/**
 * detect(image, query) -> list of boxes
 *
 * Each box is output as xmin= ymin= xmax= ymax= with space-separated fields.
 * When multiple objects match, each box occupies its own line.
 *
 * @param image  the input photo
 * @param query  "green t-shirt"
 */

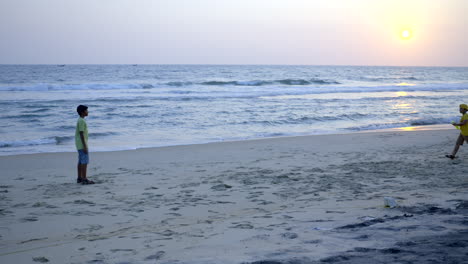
xmin=461 ymin=113 xmax=468 ymax=136
xmin=75 ymin=117 xmax=88 ymax=150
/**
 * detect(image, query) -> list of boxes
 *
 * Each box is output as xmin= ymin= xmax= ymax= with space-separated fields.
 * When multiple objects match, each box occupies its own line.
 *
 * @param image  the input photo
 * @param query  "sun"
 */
xmin=400 ymin=29 xmax=412 ymax=40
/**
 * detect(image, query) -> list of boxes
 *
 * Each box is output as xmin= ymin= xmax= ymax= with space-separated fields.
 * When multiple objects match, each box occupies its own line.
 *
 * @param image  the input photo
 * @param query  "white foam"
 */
xmin=1 ymin=81 xmax=467 ymax=94
xmin=0 ymin=138 xmax=57 ymax=148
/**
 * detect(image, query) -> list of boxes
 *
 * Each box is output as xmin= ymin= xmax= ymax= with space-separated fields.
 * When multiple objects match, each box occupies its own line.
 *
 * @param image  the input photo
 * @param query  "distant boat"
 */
xmin=58 ymin=64 xmax=66 ymax=67
xmin=132 ymin=64 xmax=138 ymax=66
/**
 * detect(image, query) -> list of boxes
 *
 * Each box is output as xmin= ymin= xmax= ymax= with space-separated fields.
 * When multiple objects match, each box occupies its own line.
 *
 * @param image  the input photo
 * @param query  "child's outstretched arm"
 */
xmin=453 ymin=120 xmax=468 ymax=127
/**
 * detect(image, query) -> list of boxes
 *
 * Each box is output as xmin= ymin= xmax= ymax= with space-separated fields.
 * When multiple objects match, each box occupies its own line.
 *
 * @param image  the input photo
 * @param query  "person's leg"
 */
xmin=79 ymin=151 xmax=94 ymax=184
xmin=450 ymin=134 xmax=464 ymax=156
xmin=77 ymin=151 xmax=83 ymax=182
xmin=451 ymin=145 xmax=460 ymax=157
xmin=77 ymin=150 xmax=88 ymax=182
xmin=77 ymin=163 xmax=81 ymax=181
xmin=81 ymin=164 xmax=87 ymax=179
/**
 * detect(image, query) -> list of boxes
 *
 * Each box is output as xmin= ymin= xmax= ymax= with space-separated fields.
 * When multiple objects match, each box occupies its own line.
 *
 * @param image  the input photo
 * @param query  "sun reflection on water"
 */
xmin=396 ymin=83 xmax=415 ymax=86
xmin=397 ymin=126 xmax=417 ymax=131
xmin=394 ymin=103 xmax=412 ymax=109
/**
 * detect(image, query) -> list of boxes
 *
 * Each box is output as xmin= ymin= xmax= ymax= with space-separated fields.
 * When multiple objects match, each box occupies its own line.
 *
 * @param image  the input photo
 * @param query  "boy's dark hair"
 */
xmin=77 ymin=105 xmax=88 ymax=115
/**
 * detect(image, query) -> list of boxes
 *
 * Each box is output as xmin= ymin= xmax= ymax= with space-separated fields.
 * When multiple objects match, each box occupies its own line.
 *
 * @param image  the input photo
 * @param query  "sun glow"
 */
xmin=400 ymin=29 xmax=412 ymax=40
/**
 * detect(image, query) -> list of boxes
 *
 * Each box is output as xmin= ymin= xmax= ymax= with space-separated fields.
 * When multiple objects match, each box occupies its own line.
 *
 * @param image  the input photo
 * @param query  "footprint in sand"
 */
xmin=19 ymin=237 xmax=48 ymax=244
xmin=32 ymin=256 xmax=49 ymax=263
xmin=159 ymin=229 xmax=176 ymax=237
xmin=71 ymin=199 xmax=95 ymax=205
xmin=145 ymin=251 xmax=165 ymax=260
xmin=211 ymin=183 xmax=233 ymax=191
xmin=32 ymin=202 xmax=58 ymax=208
xmin=281 ymin=232 xmax=298 ymax=239
xmin=21 ymin=216 xmax=39 ymax=222
xmin=230 ymin=222 xmax=254 ymax=229
xmin=0 ymin=208 xmax=13 ymax=216
xmin=73 ymin=224 xmax=104 ymax=233
xmin=110 ymin=248 xmax=135 ymax=253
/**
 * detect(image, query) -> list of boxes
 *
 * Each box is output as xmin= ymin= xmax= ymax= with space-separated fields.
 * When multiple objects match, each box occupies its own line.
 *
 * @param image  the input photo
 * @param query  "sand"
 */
xmin=0 ymin=128 xmax=467 ymax=264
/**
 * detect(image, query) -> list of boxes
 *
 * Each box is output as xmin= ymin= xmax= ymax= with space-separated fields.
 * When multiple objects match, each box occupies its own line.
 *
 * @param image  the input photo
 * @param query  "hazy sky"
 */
xmin=1 ymin=0 xmax=467 ymax=66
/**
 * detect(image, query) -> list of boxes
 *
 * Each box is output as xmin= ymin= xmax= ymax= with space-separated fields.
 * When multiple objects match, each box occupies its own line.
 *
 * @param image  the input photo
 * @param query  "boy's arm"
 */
xmin=80 ymin=131 xmax=88 ymax=154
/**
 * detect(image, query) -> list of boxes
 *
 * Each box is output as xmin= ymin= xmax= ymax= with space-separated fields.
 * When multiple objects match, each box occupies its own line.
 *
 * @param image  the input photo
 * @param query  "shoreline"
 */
xmin=0 ymin=124 xmax=455 ymax=158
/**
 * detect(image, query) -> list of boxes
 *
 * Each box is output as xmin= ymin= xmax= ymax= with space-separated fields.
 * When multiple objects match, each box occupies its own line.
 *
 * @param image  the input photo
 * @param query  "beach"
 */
xmin=2 ymin=0 xmax=468 ymax=262
xmin=0 ymin=127 xmax=467 ymax=263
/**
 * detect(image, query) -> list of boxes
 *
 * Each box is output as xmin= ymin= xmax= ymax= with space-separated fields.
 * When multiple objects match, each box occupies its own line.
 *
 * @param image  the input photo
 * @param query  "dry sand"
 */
xmin=0 ymin=128 xmax=467 ymax=264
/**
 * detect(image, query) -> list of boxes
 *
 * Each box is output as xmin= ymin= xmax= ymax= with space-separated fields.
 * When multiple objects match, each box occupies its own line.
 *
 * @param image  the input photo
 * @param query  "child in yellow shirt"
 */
xmin=446 ymin=104 xmax=468 ymax=159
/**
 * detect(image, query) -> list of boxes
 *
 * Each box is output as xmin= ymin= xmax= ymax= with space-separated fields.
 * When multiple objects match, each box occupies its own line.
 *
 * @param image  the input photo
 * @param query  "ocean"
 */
xmin=1 ymin=64 xmax=467 ymax=156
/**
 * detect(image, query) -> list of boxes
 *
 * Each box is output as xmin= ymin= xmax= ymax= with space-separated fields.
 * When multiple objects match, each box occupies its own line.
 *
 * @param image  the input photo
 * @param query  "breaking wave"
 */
xmin=0 ymin=133 xmax=117 ymax=149
xmin=0 ymin=78 xmax=342 ymax=91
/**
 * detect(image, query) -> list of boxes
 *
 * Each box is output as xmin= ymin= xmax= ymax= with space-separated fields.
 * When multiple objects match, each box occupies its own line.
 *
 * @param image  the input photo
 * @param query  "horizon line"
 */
xmin=1 ymin=63 xmax=467 ymax=68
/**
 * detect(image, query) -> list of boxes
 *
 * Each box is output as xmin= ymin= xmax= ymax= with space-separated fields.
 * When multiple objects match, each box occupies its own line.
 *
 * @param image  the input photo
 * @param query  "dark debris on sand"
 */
xmin=315 ymin=230 xmax=468 ymax=264
xmin=245 ymin=202 xmax=468 ymax=264
xmin=246 ymin=231 xmax=468 ymax=263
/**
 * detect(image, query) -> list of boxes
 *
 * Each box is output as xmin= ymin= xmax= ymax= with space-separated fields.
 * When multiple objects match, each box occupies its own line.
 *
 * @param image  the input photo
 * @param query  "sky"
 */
xmin=0 ymin=0 xmax=467 ymax=66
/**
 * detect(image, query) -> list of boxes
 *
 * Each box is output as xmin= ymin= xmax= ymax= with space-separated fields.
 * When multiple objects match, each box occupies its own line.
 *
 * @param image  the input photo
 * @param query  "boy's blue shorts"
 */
xmin=78 ymin=150 xmax=89 ymax=165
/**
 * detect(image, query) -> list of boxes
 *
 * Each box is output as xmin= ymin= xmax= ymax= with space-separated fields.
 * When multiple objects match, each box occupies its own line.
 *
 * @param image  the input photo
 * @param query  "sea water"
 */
xmin=1 ymin=65 xmax=467 ymax=155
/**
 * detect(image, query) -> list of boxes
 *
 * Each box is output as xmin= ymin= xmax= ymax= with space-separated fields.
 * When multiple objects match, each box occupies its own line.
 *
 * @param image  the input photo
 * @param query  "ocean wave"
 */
xmin=254 ymin=132 xmax=288 ymax=138
xmin=201 ymin=78 xmax=339 ymax=86
xmin=168 ymin=90 xmax=194 ymax=94
xmin=409 ymin=117 xmax=455 ymax=126
xmin=124 ymin=84 xmax=465 ymax=102
xmin=201 ymin=81 xmax=238 ymax=86
xmin=235 ymin=80 xmax=272 ymax=86
xmin=55 ymin=136 xmax=73 ymax=145
xmin=3 ymin=113 xmax=43 ymax=119
xmin=345 ymin=122 xmax=411 ymax=131
xmin=277 ymin=78 xmax=340 ymax=85
xmin=56 ymin=125 xmax=75 ymax=130
xmin=0 ymin=137 xmax=64 ymax=148
xmin=228 ymin=113 xmax=371 ymax=126
xmin=166 ymin=81 xmax=194 ymax=87
xmin=24 ymin=108 xmax=52 ymax=113
xmin=1 ymin=80 xmax=466 ymax=93
xmin=278 ymin=83 xmax=468 ymax=96
xmin=141 ymin=84 xmax=154 ymax=89
xmin=90 ymin=132 xmax=118 ymax=138
xmin=0 ymin=83 xmax=156 ymax=91
xmin=277 ymin=79 xmax=311 ymax=85
xmin=0 ymin=133 xmax=117 ymax=149
xmin=362 ymin=76 xmax=419 ymax=82
xmin=338 ymin=83 xmax=467 ymax=93
xmin=345 ymin=116 xmax=455 ymax=131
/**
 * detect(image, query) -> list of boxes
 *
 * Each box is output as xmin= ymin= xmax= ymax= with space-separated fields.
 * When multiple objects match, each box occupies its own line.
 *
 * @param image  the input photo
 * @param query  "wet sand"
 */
xmin=0 ymin=128 xmax=467 ymax=263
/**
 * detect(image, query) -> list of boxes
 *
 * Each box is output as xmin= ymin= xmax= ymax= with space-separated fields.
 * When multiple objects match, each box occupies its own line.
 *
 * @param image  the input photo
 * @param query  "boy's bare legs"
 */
xmin=81 ymin=164 xmax=87 ymax=179
xmin=78 ymin=164 xmax=87 ymax=180
xmin=77 ymin=163 xmax=80 ymax=180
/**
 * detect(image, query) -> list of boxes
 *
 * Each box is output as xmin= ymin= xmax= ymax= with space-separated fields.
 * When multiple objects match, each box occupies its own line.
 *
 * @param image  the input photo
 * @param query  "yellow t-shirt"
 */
xmin=75 ymin=117 xmax=88 ymax=150
xmin=460 ymin=113 xmax=468 ymax=136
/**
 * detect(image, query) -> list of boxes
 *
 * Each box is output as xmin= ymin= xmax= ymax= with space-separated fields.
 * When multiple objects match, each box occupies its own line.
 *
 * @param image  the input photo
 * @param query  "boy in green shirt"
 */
xmin=75 ymin=105 xmax=95 ymax=184
xmin=446 ymin=104 xmax=468 ymax=159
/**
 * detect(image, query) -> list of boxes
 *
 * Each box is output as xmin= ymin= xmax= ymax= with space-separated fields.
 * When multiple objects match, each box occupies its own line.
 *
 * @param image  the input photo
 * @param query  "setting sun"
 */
xmin=400 ymin=29 xmax=412 ymax=40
